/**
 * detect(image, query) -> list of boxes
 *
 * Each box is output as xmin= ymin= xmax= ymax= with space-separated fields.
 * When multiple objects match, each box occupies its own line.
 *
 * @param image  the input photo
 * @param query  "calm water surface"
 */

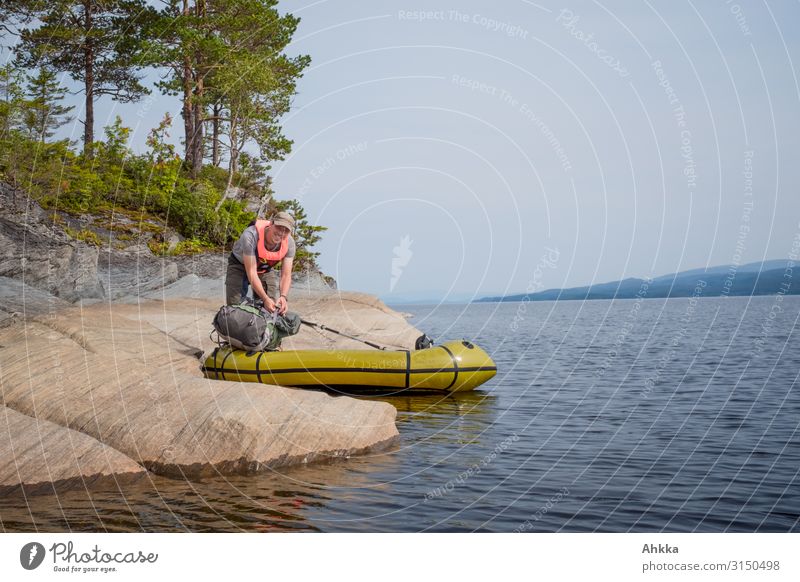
xmin=2 ymin=296 xmax=798 ymax=532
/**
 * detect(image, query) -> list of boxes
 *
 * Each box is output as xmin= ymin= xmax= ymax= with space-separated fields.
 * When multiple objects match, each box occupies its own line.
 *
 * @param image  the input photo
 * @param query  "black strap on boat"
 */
xmin=255 ymin=351 xmax=264 ymax=384
xmin=404 ymin=350 xmax=411 ymax=389
xmin=208 ymin=346 xmax=220 ymax=380
xmin=439 ymin=344 xmax=459 ymax=390
xmin=219 ymin=349 xmax=235 ymax=381
xmin=300 ymin=319 xmax=388 ymax=350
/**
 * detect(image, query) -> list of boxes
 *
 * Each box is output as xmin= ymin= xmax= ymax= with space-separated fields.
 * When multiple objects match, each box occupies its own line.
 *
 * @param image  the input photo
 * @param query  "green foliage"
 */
xmin=236 ymin=153 xmax=269 ymax=190
xmin=99 ymin=116 xmax=131 ymax=164
xmin=148 ymin=236 xmax=215 ymax=256
xmin=146 ymin=114 xmax=178 ymax=165
xmin=173 ymin=238 xmax=214 ymax=255
xmin=65 ymin=226 xmax=103 ymax=246
xmin=274 ymin=198 xmax=327 ymax=271
xmin=0 ymin=63 xmax=25 ymax=136
xmin=1 ymin=133 xmax=74 ymax=197
xmin=23 ymin=66 xmax=74 ymax=142
xmin=198 ymin=163 xmax=233 ymax=193
xmin=58 ymin=163 xmax=109 ymax=213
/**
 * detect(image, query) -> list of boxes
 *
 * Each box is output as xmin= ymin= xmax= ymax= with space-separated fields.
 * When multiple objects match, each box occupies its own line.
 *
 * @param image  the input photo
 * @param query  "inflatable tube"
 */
xmin=202 ymin=340 xmax=497 ymax=393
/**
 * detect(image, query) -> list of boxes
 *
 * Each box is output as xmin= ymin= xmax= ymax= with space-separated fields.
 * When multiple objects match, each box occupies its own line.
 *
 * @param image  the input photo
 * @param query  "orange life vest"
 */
xmin=254 ymin=219 xmax=289 ymax=273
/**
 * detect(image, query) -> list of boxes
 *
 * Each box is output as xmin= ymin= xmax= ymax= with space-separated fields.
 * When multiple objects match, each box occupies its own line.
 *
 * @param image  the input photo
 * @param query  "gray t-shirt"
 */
xmin=232 ymin=225 xmax=296 ymax=264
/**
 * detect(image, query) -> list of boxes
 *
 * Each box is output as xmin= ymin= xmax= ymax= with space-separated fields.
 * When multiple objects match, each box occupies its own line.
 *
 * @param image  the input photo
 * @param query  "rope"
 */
xmin=300 ymin=319 xmax=388 ymax=350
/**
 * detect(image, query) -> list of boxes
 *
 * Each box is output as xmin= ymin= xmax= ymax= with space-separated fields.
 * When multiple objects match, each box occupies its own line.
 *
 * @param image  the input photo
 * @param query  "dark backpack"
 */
xmin=212 ymin=302 xmax=280 ymax=352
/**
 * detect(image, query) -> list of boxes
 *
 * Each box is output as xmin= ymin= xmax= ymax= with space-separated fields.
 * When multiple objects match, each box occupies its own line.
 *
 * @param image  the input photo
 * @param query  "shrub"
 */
xmin=64 ymin=227 xmax=103 ymax=246
xmin=2 ymin=117 xmax=324 ymax=260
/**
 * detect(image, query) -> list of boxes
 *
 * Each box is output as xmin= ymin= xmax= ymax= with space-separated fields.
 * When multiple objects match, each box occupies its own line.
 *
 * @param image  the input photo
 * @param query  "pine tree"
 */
xmin=149 ymin=0 xmax=210 ymax=178
xmin=23 ymin=67 xmax=74 ymax=142
xmin=151 ymin=0 xmax=309 ymax=179
xmin=211 ymin=0 xmax=309 ymax=176
xmin=10 ymin=0 xmax=155 ymax=157
xmin=275 ymin=199 xmax=327 ymax=271
xmin=0 ymin=63 xmax=25 ymax=138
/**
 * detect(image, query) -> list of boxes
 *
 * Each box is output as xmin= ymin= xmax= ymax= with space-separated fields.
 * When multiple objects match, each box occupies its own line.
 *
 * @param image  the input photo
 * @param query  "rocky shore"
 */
xmin=0 ymin=184 xmax=421 ymax=496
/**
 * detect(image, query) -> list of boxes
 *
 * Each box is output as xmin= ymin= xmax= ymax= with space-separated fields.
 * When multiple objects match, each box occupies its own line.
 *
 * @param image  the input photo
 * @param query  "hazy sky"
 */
xmin=6 ymin=1 xmax=800 ymax=301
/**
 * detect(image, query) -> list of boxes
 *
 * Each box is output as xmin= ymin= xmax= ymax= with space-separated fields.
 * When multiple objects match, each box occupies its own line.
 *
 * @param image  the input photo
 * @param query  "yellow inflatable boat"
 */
xmin=202 ymin=340 xmax=497 ymax=393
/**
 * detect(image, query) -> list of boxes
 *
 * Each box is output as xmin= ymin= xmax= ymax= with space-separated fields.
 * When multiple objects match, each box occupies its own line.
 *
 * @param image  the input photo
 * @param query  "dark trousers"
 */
xmin=225 ymin=254 xmax=279 ymax=306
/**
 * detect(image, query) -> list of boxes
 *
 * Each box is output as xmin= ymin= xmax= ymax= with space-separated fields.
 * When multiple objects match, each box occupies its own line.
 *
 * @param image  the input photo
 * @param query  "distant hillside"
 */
xmin=476 ymin=260 xmax=797 ymax=302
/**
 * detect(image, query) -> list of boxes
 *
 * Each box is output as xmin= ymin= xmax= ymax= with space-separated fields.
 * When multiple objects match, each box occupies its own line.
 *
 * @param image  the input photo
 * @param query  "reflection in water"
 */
xmin=360 ymin=391 xmax=497 ymax=446
xmin=0 ymin=445 xmax=404 ymax=532
xmin=379 ymin=391 xmax=498 ymax=417
xmin=381 ymin=392 xmax=498 ymax=446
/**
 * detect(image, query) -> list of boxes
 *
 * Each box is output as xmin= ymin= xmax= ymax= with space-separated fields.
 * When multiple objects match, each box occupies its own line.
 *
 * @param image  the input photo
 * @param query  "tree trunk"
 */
xmin=83 ymin=0 xmax=94 ymax=158
xmin=212 ymin=102 xmax=221 ymax=167
xmin=191 ymin=84 xmax=203 ymax=178
xmin=189 ymin=0 xmax=206 ymax=179
xmin=182 ymin=65 xmax=194 ymax=168
xmin=37 ymin=81 xmax=46 ymax=143
xmin=230 ymin=142 xmax=239 ymax=176
xmin=215 ymin=121 xmax=237 ymax=212
xmin=181 ymin=0 xmax=194 ymax=169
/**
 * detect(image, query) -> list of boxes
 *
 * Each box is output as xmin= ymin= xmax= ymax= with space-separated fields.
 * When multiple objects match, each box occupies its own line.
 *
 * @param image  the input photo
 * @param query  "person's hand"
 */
xmin=262 ymin=297 xmax=277 ymax=313
xmin=277 ymin=295 xmax=288 ymax=315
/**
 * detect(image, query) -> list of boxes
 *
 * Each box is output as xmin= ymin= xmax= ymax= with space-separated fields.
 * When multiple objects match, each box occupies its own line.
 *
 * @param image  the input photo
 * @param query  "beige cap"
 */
xmin=272 ymin=211 xmax=295 ymax=233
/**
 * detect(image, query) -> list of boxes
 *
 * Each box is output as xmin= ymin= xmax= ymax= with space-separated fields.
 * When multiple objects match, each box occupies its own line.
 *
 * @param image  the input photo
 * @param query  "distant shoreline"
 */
xmin=382 ymin=259 xmax=798 ymax=306
xmin=385 ymin=292 xmax=800 ymax=308
xmin=475 ymin=260 xmax=797 ymax=303
xmin=473 ymin=292 xmax=800 ymax=303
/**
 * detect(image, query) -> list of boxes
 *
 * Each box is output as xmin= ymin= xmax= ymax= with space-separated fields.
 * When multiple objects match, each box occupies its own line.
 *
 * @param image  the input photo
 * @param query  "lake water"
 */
xmin=2 ymin=296 xmax=798 ymax=532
